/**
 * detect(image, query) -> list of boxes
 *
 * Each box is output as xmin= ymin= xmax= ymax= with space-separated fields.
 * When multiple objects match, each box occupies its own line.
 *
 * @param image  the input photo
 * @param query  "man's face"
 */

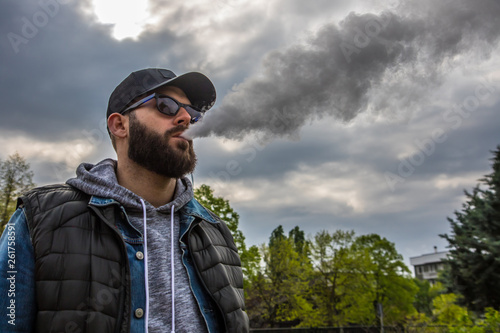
xmin=127 ymin=86 xmax=197 ymax=178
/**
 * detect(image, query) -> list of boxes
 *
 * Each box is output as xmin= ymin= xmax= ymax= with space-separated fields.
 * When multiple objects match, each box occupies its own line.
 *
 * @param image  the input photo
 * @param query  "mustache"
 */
xmin=165 ymin=124 xmax=188 ymax=136
xmin=164 ymin=124 xmax=192 ymax=141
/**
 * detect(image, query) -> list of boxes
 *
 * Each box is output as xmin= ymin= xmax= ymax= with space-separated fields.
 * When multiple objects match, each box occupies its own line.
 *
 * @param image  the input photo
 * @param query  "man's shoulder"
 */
xmin=22 ymin=183 xmax=74 ymax=195
xmin=188 ymin=199 xmax=238 ymax=248
xmin=18 ymin=183 xmax=89 ymax=211
xmin=186 ymin=198 xmax=224 ymax=224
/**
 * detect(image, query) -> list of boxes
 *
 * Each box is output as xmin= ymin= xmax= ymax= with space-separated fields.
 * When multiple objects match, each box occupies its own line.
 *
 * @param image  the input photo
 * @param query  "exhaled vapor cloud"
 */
xmin=187 ymin=0 xmax=500 ymax=140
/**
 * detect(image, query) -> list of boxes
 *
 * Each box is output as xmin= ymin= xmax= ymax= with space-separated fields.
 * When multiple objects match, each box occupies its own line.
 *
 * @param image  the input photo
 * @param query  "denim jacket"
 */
xmin=0 ymin=195 xmax=226 ymax=333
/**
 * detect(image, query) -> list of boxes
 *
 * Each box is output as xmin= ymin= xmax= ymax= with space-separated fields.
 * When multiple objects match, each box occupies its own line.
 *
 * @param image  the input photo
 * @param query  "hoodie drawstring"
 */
xmin=171 ymin=205 xmax=176 ymax=333
xmin=140 ymin=199 xmax=150 ymax=333
xmin=140 ymin=199 xmax=176 ymax=333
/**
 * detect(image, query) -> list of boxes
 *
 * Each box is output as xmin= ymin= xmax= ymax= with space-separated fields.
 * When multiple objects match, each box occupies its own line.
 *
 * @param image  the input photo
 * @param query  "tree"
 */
xmin=353 ymin=234 xmax=418 ymax=326
xmin=432 ymin=293 xmax=472 ymax=327
xmin=481 ymin=307 xmax=500 ymax=332
xmin=413 ymin=280 xmax=445 ymax=317
xmin=246 ymin=225 xmax=313 ymax=328
xmin=193 ymin=184 xmax=260 ymax=279
xmin=289 ymin=226 xmax=307 ymax=256
xmin=0 ymin=153 xmax=35 ymax=230
xmin=441 ymin=146 xmax=500 ymax=312
xmin=309 ymin=230 xmax=373 ymax=327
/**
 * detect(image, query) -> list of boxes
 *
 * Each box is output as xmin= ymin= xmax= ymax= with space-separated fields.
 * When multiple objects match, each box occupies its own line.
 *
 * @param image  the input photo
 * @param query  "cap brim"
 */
xmin=147 ymin=72 xmax=216 ymax=112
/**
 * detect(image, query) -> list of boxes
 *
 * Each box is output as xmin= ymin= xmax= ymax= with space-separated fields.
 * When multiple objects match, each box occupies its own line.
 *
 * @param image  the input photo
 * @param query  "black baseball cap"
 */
xmin=106 ymin=68 xmax=216 ymax=119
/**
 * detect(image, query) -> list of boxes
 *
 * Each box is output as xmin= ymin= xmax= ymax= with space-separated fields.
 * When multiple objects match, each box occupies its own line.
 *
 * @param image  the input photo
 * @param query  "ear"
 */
xmin=108 ymin=113 xmax=129 ymax=139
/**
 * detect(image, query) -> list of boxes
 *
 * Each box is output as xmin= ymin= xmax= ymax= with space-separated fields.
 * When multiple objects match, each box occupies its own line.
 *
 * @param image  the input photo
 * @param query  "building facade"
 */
xmin=409 ymin=247 xmax=449 ymax=285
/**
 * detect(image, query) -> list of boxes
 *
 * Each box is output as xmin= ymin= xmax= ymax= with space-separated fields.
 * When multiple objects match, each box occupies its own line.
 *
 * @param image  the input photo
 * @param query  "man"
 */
xmin=0 ymin=68 xmax=249 ymax=333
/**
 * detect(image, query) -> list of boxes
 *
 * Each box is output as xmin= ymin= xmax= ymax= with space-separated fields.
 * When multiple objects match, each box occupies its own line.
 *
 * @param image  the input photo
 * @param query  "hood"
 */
xmin=66 ymin=158 xmax=194 ymax=213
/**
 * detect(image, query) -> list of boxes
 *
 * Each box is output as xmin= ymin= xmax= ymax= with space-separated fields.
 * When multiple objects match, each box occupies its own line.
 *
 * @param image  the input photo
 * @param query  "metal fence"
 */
xmin=250 ymin=326 xmax=451 ymax=333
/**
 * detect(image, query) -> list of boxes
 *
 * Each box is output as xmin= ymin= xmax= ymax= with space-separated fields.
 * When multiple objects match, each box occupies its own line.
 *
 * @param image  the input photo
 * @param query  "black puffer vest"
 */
xmin=18 ymin=184 xmax=249 ymax=333
xmin=19 ymin=184 xmax=129 ymax=333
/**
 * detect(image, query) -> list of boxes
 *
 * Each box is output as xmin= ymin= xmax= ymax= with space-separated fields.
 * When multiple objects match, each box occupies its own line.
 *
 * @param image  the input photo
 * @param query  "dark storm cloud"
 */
xmin=0 ymin=0 xmax=202 ymax=142
xmin=189 ymin=0 xmax=500 ymax=140
xmin=1 ymin=0 xmax=115 ymax=137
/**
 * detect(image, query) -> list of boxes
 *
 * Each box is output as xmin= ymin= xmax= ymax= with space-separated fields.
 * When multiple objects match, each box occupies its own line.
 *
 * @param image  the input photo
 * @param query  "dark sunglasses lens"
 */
xmin=156 ymin=96 xmax=204 ymax=123
xmin=185 ymin=107 xmax=204 ymax=123
xmin=157 ymin=97 xmax=179 ymax=116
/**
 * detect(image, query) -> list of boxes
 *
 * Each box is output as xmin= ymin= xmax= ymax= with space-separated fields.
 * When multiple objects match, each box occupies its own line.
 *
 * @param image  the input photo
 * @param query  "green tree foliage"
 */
xmin=309 ymin=230 xmax=373 ymax=326
xmin=441 ymin=146 xmax=500 ymax=312
xmin=353 ymin=234 xmax=418 ymax=326
xmin=413 ymin=280 xmax=445 ymax=317
xmin=482 ymin=307 xmax=500 ymax=332
xmin=246 ymin=225 xmax=313 ymax=328
xmin=289 ymin=226 xmax=307 ymax=256
xmin=194 ymin=184 xmax=260 ymax=279
xmin=432 ymin=293 xmax=472 ymax=326
xmin=445 ymin=306 xmax=500 ymax=333
xmin=408 ymin=294 xmax=500 ymax=333
xmin=245 ymin=227 xmax=417 ymax=328
xmin=0 ymin=153 xmax=35 ymax=230
xmin=413 ymin=279 xmax=433 ymax=316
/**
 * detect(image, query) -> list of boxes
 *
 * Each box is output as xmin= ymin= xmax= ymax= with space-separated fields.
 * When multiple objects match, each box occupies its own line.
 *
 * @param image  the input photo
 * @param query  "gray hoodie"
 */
xmin=67 ymin=158 xmax=207 ymax=333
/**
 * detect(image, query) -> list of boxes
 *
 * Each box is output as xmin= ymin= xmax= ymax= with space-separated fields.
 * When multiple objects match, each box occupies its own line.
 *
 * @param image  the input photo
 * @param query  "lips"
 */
xmin=173 ymin=136 xmax=188 ymax=142
xmin=167 ymin=125 xmax=192 ymax=143
xmin=171 ymin=132 xmax=182 ymax=138
xmin=171 ymin=132 xmax=188 ymax=141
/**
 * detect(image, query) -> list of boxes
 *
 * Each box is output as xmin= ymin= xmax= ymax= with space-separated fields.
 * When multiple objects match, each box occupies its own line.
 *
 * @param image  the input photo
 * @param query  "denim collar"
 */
xmin=180 ymin=198 xmax=219 ymax=225
xmin=88 ymin=196 xmax=219 ymax=225
xmin=89 ymin=196 xmax=118 ymax=206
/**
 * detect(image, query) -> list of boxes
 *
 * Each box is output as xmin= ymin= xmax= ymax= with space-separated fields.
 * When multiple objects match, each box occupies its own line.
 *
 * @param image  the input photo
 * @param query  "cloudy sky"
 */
xmin=2 ymin=0 xmax=499 ymax=269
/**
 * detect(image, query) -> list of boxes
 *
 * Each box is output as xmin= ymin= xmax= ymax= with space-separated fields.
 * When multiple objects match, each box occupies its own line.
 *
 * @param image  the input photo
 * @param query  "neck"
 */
xmin=116 ymin=157 xmax=177 ymax=208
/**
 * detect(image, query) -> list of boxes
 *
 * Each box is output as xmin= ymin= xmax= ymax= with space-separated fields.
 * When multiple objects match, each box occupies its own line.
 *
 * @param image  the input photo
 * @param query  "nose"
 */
xmin=174 ymin=107 xmax=192 ymax=125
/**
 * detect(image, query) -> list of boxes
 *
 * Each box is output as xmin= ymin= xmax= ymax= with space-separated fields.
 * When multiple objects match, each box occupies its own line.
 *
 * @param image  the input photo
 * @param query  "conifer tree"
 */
xmin=441 ymin=146 xmax=500 ymax=312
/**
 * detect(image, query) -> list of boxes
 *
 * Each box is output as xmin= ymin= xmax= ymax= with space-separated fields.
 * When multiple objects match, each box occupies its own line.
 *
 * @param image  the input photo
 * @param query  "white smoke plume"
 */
xmin=186 ymin=0 xmax=500 ymax=141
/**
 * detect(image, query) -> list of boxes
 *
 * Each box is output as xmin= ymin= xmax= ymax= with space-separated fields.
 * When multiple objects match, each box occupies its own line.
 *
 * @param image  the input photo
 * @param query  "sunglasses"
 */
xmin=121 ymin=93 xmax=205 ymax=124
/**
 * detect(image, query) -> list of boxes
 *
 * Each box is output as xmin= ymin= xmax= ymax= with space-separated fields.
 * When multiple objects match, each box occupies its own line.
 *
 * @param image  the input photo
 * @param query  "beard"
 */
xmin=127 ymin=114 xmax=197 ymax=178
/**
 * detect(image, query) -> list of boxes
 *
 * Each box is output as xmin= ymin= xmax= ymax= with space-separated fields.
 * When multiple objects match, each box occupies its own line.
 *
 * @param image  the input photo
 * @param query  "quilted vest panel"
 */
xmin=188 ymin=219 xmax=249 ymax=333
xmin=19 ymin=184 xmax=128 ymax=333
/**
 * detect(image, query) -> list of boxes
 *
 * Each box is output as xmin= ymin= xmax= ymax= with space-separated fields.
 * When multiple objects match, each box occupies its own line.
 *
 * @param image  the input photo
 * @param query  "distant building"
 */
xmin=409 ymin=246 xmax=449 ymax=285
